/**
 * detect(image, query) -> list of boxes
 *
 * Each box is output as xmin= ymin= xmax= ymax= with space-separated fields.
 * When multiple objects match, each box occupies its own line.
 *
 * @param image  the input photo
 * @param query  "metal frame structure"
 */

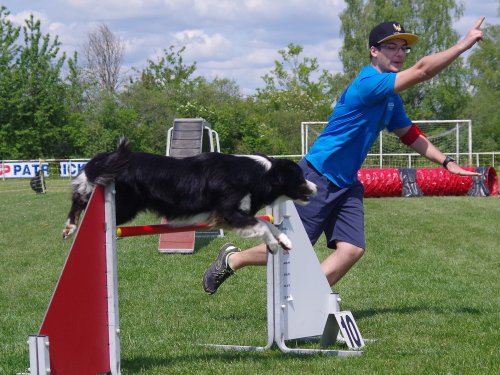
xmin=205 ymin=200 xmax=364 ymax=356
xmin=26 ymin=188 xmax=364 ymax=374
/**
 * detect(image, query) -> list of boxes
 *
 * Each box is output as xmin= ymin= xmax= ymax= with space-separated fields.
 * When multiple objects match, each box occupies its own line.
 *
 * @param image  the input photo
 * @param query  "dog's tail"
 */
xmin=85 ymin=136 xmax=133 ymax=186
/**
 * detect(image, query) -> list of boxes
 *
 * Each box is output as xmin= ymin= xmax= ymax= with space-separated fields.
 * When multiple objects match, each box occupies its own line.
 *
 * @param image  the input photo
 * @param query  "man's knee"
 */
xmin=337 ymin=241 xmax=365 ymax=260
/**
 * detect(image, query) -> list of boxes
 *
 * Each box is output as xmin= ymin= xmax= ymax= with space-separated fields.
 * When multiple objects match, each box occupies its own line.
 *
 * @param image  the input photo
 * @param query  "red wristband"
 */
xmin=400 ymin=124 xmax=426 ymax=146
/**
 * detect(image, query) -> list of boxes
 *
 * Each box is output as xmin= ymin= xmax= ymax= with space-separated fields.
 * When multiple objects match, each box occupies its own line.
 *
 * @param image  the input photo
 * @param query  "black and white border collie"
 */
xmin=63 ymin=138 xmax=317 ymax=252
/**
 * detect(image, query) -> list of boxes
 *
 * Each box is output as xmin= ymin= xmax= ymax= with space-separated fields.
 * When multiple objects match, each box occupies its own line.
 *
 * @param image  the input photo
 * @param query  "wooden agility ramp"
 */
xmin=159 ymin=118 xmax=222 ymax=254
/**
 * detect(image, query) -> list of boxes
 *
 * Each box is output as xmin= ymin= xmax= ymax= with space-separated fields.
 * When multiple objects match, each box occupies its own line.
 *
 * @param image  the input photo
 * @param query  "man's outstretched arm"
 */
xmin=394 ymin=16 xmax=485 ymax=93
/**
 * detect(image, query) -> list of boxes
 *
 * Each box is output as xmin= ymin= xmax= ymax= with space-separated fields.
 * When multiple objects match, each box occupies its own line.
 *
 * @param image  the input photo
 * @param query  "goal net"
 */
xmin=301 ymin=120 xmax=472 ymax=168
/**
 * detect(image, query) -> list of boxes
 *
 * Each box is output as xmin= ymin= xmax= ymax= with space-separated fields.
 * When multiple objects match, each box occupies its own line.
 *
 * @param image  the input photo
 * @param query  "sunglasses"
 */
xmin=377 ymin=43 xmax=411 ymax=54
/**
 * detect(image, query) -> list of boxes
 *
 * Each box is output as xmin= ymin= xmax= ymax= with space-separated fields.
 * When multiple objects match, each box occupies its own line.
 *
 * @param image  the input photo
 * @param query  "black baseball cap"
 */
xmin=369 ymin=21 xmax=418 ymax=47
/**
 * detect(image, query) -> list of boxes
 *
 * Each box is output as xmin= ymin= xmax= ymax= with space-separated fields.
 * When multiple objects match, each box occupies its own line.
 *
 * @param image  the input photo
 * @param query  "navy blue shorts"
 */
xmin=295 ymin=159 xmax=365 ymax=250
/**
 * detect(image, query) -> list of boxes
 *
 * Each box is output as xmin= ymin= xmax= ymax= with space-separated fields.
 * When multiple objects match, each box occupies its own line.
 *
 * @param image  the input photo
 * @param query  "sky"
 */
xmin=2 ymin=0 xmax=499 ymax=95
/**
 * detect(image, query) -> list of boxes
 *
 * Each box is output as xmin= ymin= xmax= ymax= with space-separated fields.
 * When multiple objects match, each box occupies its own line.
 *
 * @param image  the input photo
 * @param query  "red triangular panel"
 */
xmin=40 ymin=185 xmax=110 ymax=374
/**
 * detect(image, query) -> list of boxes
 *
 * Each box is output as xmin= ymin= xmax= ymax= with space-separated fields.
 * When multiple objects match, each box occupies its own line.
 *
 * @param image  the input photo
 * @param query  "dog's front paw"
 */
xmin=266 ymin=234 xmax=292 ymax=254
xmin=277 ymin=233 xmax=292 ymax=250
xmin=62 ymin=224 xmax=77 ymax=239
xmin=266 ymin=241 xmax=281 ymax=254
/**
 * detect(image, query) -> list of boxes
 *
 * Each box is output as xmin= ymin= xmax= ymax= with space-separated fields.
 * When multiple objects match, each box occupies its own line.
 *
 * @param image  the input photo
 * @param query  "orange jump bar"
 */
xmin=116 ymin=214 xmax=274 ymax=238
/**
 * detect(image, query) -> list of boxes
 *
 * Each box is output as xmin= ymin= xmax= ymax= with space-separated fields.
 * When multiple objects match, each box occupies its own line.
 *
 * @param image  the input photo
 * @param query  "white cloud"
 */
xmin=172 ymin=29 xmax=232 ymax=61
xmin=304 ymin=38 xmax=344 ymax=72
xmin=454 ymin=0 xmax=499 ymax=32
xmin=6 ymin=10 xmax=48 ymax=26
xmin=245 ymin=48 xmax=281 ymax=68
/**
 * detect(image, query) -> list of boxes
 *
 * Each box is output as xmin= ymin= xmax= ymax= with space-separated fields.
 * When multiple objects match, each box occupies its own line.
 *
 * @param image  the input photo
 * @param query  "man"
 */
xmin=203 ymin=17 xmax=485 ymax=294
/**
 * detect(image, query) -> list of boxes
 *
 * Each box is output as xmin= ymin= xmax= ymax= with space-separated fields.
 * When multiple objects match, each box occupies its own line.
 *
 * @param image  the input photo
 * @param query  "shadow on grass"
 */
xmin=354 ymin=304 xmax=482 ymax=320
xmin=121 ymin=349 xmax=310 ymax=372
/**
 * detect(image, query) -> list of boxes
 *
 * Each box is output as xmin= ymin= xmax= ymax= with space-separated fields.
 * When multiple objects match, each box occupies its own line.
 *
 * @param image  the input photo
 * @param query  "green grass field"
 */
xmin=1 ymin=178 xmax=499 ymax=374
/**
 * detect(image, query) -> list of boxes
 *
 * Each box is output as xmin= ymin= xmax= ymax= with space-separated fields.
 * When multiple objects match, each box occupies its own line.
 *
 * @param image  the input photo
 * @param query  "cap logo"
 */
xmin=393 ymin=23 xmax=402 ymax=33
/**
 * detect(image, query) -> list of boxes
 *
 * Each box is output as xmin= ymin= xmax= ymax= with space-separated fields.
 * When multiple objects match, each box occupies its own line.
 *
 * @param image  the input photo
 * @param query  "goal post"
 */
xmin=301 ymin=120 xmax=473 ymax=168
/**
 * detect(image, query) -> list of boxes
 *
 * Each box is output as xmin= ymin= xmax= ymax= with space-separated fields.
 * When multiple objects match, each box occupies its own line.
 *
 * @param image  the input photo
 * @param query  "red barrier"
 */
xmin=416 ymin=167 xmax=473 ymax=196
xmin=357 ymin=166 xmax=498 ymax=197
xmin=484 ymin=166 xmax=498 ymax=196
xmin=357 ymin=168 xmax=402 ymax=198
xmin=117 ymin=223 xmax=210 ymax=237
xmin=117 ymin=214 xmax=274 ymax=238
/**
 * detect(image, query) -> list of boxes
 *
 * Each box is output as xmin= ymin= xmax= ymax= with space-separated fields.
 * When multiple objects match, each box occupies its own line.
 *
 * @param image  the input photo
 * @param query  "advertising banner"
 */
xmin=1 ymin=161 xmax=88 ymax=179
xmin=59 ymin=161 xmax=88 ymax=177
xmin=0 ymin=162 xmax=49 ymax=179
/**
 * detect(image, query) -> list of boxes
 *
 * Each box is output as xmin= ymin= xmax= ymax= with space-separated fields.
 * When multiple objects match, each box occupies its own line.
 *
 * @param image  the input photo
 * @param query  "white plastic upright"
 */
xmin=104 ymin=184 xmax=121 ymax=374
xmin=275 ymin=200 xmax=335 ymax=340
xmin=28 ymin=335 xmax=50 ymax=375
xmin=271 ymin=201 xmax=362 ymax=356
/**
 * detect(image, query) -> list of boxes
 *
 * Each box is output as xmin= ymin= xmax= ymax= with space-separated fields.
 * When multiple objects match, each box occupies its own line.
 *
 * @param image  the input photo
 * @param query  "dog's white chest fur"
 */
xmin=239 ymin=194 xmax=252 ymax=212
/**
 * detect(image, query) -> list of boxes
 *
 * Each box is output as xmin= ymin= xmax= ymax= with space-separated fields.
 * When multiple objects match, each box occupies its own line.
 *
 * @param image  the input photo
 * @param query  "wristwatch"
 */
xmin=442 ymin=155 xmax=455 ymax=170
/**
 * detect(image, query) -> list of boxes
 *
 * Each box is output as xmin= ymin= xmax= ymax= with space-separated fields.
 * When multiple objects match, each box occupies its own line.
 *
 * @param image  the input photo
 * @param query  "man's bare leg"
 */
xmin=228 ymin=243 xmax=267 ymax=270
xmin=320 ymin=241 xmax=364 ymax=286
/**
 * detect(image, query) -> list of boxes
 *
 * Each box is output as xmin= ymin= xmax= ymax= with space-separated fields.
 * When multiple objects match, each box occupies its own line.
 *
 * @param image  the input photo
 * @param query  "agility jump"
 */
xmin=28 ymin=184 xmax=363 ymax=374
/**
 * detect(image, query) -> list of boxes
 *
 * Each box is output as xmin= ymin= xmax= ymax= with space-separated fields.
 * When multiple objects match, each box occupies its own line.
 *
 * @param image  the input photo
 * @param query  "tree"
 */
xmin=464 ymin=24 xmax=500 ymax=151
xmin=0 ymin=6 xmax=19 ymax=67
xmin=257 ymin=43 xmax=335 ymax=114
xmin=338 ymin=0 xmax=468 ymax=120
xmin=139 ymin=46 xmax=197 ymax=92
xmin=0 ymin=6 xmax=21 ymax=158
xmin=175 ymin=78 xmax=269 ymax=154
xmin=254 ymin=43 xmax=339 ymax=155
xmin=82 ymin=24 xmax=125 ymax=94
xmin=114 ymin=46 xmax=200 ymax=154
xmin=0 ymin=12 xmax=71 ymax=158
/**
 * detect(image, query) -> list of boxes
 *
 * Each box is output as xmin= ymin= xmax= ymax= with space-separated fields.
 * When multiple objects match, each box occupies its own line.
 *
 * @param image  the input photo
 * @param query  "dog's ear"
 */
xmin=270 ymin=173 xmax=285 ymax=187
xmin=274 ymin=159 xmax=305 ymax=186
xmin=268 ymin=159 xmax=291 ymax=186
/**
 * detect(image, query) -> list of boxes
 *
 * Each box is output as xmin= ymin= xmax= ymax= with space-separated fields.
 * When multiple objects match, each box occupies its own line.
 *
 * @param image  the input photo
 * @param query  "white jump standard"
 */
xmin=206 ymin=200 xmax=365 ymax=355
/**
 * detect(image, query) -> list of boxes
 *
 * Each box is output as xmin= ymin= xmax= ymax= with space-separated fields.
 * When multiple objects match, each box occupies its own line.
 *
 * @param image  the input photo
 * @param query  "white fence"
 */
xmin=361 ymin=151 xmax=499 ymax=169
xmin=300 ymin=120 xmax=499 ymax=169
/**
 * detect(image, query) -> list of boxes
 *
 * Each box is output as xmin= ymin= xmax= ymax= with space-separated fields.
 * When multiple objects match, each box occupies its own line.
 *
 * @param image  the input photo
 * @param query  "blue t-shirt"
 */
xmin=305 ymin=65 xmax=411 ymax=188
